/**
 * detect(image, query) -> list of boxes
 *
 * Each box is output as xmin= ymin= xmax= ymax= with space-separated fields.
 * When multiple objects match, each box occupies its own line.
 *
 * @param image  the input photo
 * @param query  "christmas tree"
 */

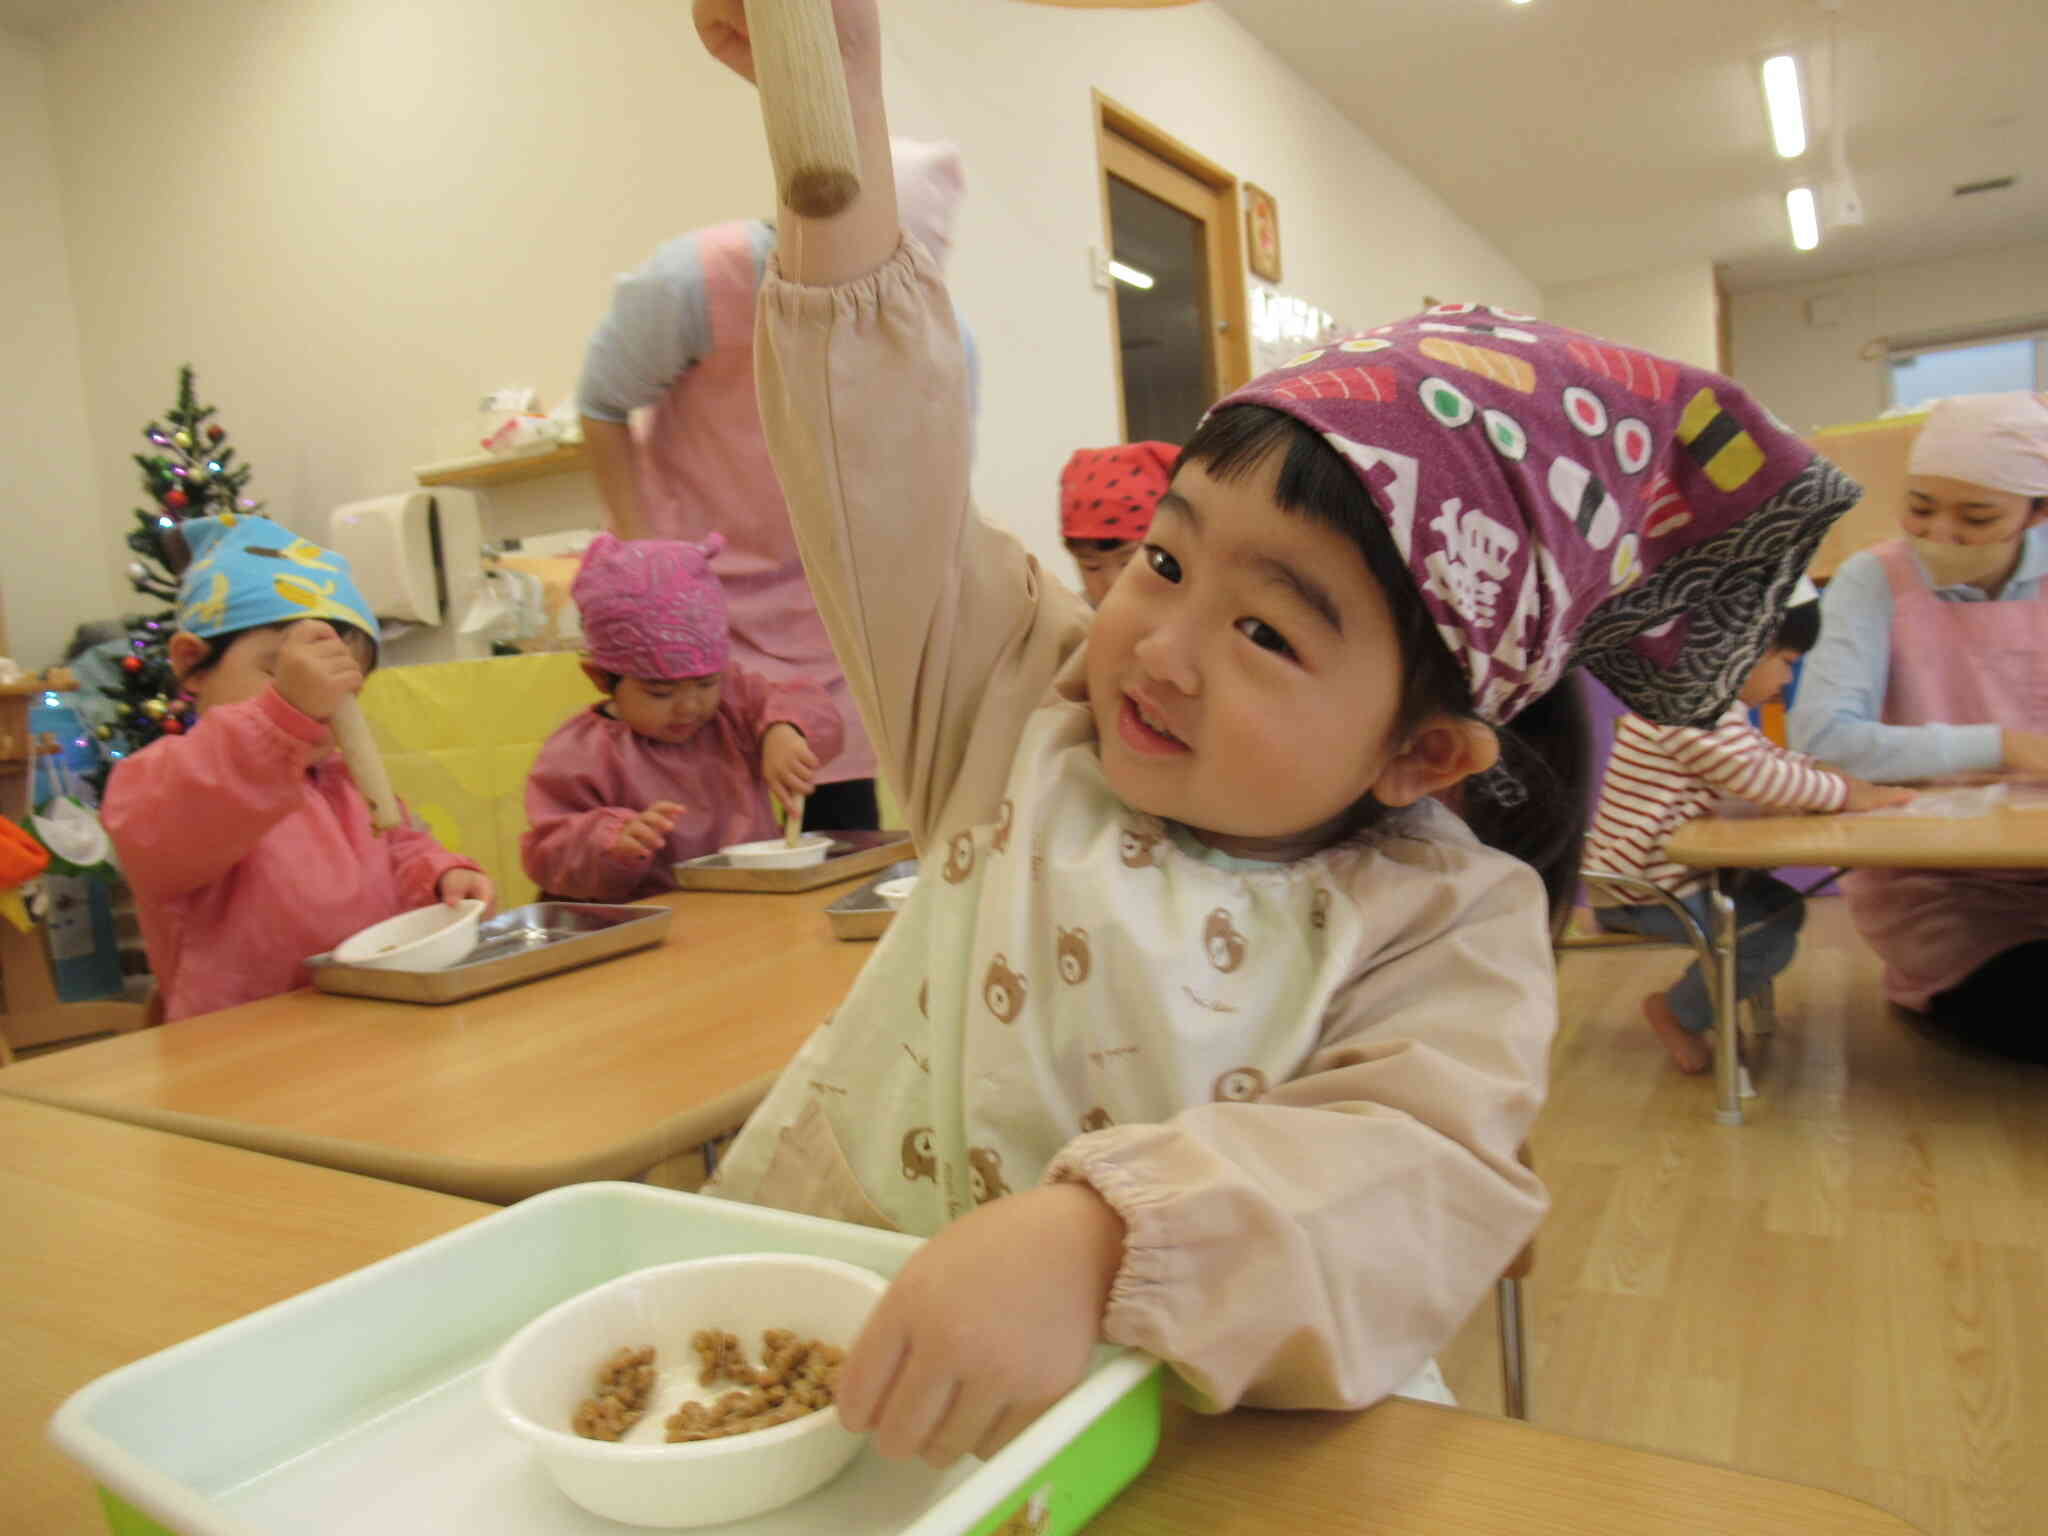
xmin=97 ymin=366 xmax=265 ymax=774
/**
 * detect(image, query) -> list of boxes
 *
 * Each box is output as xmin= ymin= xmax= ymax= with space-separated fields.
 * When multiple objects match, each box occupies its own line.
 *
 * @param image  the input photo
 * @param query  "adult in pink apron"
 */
xmin=578 ymin=142 xmax=967 ymax=830
xmin=1794 ymin=393 xmax=2048 ymax=1058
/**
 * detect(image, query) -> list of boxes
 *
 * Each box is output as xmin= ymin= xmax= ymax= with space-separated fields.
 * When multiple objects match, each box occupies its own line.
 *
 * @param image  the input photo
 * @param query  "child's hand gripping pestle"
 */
xmin=743 ymin=0 xmax=863 ymax=217
xmin=330 ymin=696 xmax=403 ymax=833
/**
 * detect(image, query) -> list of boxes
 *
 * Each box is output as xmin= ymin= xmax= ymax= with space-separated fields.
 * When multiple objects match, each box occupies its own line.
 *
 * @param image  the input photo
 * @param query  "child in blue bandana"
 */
xmin=103 ymin=514 xmax=492 ymax=1020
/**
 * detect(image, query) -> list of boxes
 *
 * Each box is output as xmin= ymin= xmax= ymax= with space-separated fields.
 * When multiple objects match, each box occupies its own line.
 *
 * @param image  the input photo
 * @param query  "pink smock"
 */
xmin=631 ymin=221 xmax=876 ymax=786
xmin=1841 ymin=539 xmax=2048 ymax=1008
xmin=521 ymin=665 xmax=843 ymax=902
xmin=102 ymin=687 xmax=481 ymax=1022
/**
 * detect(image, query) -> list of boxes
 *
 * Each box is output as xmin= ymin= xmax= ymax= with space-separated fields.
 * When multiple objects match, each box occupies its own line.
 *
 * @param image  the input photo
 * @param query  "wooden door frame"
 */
xmin=1093 ymin=92 xmax=1254 ymax=438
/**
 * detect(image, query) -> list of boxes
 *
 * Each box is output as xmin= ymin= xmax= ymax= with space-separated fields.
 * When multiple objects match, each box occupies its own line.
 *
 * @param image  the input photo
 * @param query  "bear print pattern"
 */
xmin=983 ymin=955 xmax=1027 ymax=1023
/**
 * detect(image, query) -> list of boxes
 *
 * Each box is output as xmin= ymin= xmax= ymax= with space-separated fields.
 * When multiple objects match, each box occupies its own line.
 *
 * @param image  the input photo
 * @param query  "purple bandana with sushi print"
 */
xmin=1213 ymin=303 xmax=1860 ymax=727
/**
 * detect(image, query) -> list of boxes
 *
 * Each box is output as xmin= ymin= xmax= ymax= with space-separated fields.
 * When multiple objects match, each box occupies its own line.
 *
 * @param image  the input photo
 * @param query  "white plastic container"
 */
xmin=718 ymin=836 xmax=834 ymax=870
xmin=332 ymin=899 xmax=484 ymax=971
xmin=485 ymin=1254 xmax=886 ymax=1527
xmin=50 ymin=1183 xmax=1163 ymax=1536
xmin=874 ymin=877 xmax=918 ymax=911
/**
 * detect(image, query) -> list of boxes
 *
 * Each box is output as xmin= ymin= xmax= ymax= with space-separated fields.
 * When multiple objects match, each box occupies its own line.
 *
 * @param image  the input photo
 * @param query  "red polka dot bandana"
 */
xmin=1060 ymin=442 xmax=1178 ymax=542
xmin=1214 ymin=305 xmax=1861 ymax=727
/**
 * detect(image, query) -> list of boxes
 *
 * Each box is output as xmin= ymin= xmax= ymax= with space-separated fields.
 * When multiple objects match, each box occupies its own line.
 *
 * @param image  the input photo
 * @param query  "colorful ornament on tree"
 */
xmin=143 ymin=698 xmax=168 ymax=719
xmin=164 ymin=488 xmax=188 ymax=510
xmin=122 ymin=656 xmax=143 ymax=673
xmin=162 ymin=717 xmax=185 ymax=735
xmin=174 ymin=430 xmax=192 ymax=448
xmin=207 ymin=424 xmax=224 ymax=443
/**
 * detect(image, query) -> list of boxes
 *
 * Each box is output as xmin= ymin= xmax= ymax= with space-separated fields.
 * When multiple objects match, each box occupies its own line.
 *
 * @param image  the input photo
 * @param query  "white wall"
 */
xmin=1729 ymin=238 xmax=2048 ymax=434
xmin=0 ymin=28 xmax=111 ymax=672
xmin=1542 ymin=261 xmax=1721 ymax=372
xmin=33 ymin=0 xmax=1536 ymax=605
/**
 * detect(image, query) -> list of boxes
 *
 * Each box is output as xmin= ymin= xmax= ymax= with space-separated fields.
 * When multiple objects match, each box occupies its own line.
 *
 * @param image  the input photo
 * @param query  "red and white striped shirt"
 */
xmin=1584 ymin=707 xmax=1849 ymax=899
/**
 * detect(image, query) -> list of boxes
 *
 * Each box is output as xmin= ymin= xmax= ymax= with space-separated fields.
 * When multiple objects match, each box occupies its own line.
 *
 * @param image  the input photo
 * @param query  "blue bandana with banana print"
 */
xmin=174 ymin=514 xmax=379 ymax=651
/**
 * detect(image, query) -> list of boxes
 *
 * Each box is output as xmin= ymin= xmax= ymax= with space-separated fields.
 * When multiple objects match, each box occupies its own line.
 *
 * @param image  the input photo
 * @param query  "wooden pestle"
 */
xmin=330 ymin=696 xmax=402 ymax=833
xmin=743 ymin=0 xmax=863 ymax=217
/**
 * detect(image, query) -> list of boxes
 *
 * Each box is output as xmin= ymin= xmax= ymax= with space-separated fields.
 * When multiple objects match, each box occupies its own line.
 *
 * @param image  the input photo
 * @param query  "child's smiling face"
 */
xmin=1084 ymin=449 xmax=1420 ymax=858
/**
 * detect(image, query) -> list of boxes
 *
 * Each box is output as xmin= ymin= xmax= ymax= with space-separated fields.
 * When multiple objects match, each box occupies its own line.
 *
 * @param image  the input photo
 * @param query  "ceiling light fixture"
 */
xmin=1108 ymin=259 xmax=1156 ymax=290
xmin=1761 ymin=54 xmax=1807 ymax=159
xmin=1785 ymin=186 xmax=1820 ymax=251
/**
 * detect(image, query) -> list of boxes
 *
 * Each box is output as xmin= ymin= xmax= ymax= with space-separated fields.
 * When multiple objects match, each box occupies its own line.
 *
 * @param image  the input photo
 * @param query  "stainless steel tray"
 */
xmin=673 ymin=828 xmax=914 ymax=893
xmin=306 ymin=902 xmax=673 ymax=1005
xmin=823 ymin=859 xmax=920 ymax=941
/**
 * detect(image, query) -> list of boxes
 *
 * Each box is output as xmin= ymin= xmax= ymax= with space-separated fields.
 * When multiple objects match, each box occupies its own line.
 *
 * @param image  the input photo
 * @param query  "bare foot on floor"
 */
xmin=1644 ymin=992 xmax=1711 ymax=1074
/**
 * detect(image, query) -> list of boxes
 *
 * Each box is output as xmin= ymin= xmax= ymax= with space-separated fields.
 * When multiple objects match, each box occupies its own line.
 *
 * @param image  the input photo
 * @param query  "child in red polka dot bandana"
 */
xmin=1059 ymin=442 xmax=1176 ymax=607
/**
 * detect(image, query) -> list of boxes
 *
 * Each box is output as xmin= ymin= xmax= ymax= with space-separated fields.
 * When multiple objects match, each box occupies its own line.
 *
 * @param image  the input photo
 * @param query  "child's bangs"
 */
xmin=1180 ymin=404 xmax=1468 ymax=724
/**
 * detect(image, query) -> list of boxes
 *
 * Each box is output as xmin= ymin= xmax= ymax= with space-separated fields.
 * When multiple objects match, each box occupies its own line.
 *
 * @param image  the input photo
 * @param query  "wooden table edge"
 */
xmin=0 ymin=1073 xmax=777 ymax=1204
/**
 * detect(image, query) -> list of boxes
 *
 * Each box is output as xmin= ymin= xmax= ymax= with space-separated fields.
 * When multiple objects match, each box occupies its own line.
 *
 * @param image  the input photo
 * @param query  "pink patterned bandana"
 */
xmin=573 ymin=531 xmax=730 ymax=680
xmin=1215 ymin=304 xmax=1861 ymax=727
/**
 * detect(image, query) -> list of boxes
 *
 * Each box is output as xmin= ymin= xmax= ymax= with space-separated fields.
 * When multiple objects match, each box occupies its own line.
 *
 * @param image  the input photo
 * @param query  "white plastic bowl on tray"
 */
xmin=332 ymin=899 xmax=485 ymax=971
xmin=718 ymin=835 xmax=833 ymax=869
xmin=875 ymin=876 xmax=918 ymax=911
xmin=485 ymin=1254 xmax=886 ymax=1527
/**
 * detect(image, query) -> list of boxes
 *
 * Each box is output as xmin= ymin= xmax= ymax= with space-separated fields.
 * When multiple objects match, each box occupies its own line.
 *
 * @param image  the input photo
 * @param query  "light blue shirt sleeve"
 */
xmin=1786 ymin=547 xmax=2007 ymax=781
xmin=575 ymin=223 xmax=777 ymax=422
xmin=577 ymin=223 xmax=981 ymax=442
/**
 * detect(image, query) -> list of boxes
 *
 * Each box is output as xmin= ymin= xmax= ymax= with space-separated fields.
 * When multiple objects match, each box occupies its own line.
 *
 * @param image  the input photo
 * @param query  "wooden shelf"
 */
xmin=413 ymin=441 xmax=591 ymax=489
xmin=0 ymin=669 xmax=75 ymax=698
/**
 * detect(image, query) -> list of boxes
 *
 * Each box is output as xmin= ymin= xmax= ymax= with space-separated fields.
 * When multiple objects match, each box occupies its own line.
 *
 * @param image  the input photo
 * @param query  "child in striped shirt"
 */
xmin=1584 ymin=595 xmax=1911 ymax=1072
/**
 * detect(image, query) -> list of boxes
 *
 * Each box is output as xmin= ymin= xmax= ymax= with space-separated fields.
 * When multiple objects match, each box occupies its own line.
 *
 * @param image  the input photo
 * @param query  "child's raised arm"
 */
xmin=696 ymin=0 xmax=1090 ymax=847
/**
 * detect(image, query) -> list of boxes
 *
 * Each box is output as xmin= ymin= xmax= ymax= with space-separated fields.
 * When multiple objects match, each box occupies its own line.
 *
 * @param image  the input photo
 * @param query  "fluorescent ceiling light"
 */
xmin=1108 ymin=260 xmax=1155 ymax=290
xmin=1761 ymin=54 xmax=1807 ymax=159
xmin=1786 ymin=186 xmax=1820 ymax=251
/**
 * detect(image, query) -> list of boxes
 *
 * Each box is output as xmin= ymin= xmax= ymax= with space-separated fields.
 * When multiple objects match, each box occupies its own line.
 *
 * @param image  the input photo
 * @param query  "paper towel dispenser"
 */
xmin=329 ymin=489 xmax=482 ymax=626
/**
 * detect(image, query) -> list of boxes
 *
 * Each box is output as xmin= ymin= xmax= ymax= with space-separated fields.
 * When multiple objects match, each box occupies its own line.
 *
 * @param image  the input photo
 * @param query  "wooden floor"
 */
xmin=1440 ymin=896 xmax=2048 ymax=1536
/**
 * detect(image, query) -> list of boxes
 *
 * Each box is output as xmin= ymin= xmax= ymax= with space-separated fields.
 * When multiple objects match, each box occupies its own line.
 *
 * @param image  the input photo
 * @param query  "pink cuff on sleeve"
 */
xmin=254 ymin=684 xmax=335 ymax=747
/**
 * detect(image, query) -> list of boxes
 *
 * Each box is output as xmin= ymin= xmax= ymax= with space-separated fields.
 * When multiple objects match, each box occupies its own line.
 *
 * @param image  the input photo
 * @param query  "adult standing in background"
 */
xmin=1788 ymin=391 xmax=2048 ymax=1057
xmin=577 ymin=140 xmax=971 ymax=832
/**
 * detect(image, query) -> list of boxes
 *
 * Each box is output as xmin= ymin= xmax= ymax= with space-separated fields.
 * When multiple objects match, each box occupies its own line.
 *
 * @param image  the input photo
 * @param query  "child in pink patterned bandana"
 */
xmin=521 ymin=532 xmax=843 ymax=901
xmin=692 ymin=0 xmax=1868 ymax=1473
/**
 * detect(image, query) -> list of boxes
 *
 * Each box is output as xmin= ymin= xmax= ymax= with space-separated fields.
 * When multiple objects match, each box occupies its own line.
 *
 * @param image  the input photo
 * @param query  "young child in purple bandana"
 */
xmin=520 ymin=532 xmax=843 ymax=901
xmin=691 ymin=0 xmax=1862 ymax=1468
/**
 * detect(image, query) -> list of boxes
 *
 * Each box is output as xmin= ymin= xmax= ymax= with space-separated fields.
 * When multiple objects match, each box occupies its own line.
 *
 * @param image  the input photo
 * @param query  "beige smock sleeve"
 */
xmin=1048 ymin=828 xmax=1555 ymax=1413
xmin=754 ymin=238 xmax=1090 ymax=843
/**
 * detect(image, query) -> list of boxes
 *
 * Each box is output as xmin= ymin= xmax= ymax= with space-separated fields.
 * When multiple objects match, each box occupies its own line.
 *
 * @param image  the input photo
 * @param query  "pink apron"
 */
xmin=631 ymin=222 xmax=877 ymax=784
xmin=1841 ymin=539 xmax=2048 ymax=1009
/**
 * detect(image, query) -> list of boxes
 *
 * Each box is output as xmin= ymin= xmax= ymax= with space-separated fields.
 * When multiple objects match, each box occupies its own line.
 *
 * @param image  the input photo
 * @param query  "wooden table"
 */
xmin=1097 ymin=1399 xmax=1919 ymax=1535
xmin=1662 ymin=791 xmax=2048 ymax=1124
xmin=11 ymin=1091 xmax=1916 ymax=1536
xmin=2 ymin=1096 xmax=491 ymax=1535
xmin=0 ymin=886 xmax=873 ymax=1203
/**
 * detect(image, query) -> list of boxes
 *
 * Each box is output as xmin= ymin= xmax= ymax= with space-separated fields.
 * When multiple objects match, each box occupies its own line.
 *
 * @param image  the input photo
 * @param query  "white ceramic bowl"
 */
xmin=332 ymin=900 xmax=484 ymax=972
xmin=874 ymin=876 xmax=918 ymax=911
xmin=484 ymin=1254 xmax=885 ymax=1528
xmin=717 ymin=835 xmax=833 ymax=870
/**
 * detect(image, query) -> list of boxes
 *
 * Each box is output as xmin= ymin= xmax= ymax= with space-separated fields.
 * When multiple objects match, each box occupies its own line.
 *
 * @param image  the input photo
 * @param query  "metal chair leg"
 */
xmin=1709 ymin=873 xmax=1744 ymax=1125
xmin=1496 ymin=1274 xmax=1527 ymax=1420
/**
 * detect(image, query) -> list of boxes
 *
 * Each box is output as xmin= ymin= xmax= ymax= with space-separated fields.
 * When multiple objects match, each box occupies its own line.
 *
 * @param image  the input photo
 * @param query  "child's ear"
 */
xmin=166 ymin=630 xmax=211 ymax=683
xmin=578 ymin=660 xmax=616 ymax=694
xmin=1370 ymin=715 xmax=1500 ymax=808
